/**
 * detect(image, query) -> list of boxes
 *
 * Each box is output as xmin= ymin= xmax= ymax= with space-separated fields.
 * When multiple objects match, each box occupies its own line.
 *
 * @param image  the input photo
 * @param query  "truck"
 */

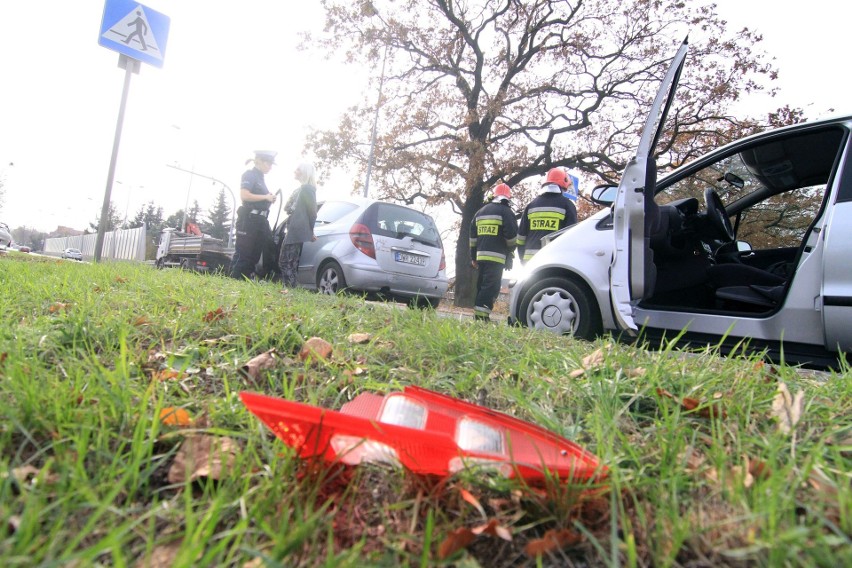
xmin=155 ymin=228 xmax=233 ymax=273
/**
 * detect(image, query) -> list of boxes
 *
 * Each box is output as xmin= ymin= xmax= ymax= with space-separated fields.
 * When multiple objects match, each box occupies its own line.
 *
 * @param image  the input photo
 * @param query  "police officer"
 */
xmin=469 ymin=183 xmax=518 ymax=321
xmin=229 ymin=150 xmax=278 ymax=279
xmin=517 ymin=167 xmax=578 ymax=264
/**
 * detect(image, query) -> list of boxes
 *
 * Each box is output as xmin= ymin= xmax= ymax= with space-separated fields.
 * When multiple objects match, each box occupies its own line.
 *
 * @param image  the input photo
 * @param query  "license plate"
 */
xmin=395 ymin=251 xmax=427 ymax=266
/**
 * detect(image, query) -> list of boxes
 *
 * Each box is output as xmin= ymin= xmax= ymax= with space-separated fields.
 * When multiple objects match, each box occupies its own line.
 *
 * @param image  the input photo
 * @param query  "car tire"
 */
xmin=317 ymin=261 xmax=347 ymax=294
xmin=518 ymin=276 xmax=602 ymax=340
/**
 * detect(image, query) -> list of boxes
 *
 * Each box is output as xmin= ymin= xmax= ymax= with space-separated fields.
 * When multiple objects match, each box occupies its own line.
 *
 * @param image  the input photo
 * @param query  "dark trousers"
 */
xmin=278 ymin=243 xmax=303 ymax=287
xmin=474 ymin=261 xmax=504 ymax=318
xmin=229 ymin=213 xmax=272 ymax=279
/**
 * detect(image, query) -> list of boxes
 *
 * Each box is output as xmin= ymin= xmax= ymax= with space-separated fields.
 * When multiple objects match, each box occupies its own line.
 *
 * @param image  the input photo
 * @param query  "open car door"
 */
xmin=610 ymin=39 xmax=689 ymax=332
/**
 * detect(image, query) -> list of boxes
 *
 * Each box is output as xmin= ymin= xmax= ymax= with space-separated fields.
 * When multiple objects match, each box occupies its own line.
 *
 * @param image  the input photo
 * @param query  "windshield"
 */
xmin=369 ymin=203 xmax=442 ymax=248
xmin=315 ymin=201 xmax=360 ymax=224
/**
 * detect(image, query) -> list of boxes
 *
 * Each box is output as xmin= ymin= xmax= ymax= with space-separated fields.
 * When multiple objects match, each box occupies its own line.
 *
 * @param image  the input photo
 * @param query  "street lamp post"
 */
xmin=364 ymin=44 xmax=388 ymax=198
xmin=166 ymin=163 xmax=237 ymax=248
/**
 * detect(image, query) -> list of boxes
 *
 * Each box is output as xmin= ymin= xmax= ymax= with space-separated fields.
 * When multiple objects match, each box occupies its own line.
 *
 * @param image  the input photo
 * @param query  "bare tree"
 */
xmin=307 ymin=0 xmax=785 ymax=305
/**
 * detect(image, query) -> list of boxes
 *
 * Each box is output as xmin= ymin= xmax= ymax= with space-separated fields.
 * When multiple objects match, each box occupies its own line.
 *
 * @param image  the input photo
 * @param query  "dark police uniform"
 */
xmin=517 ymin=191 xmax=577 ymax=263
xmin=469 ymin=199 xmax=518 ymax=320
xmin=229 ymin=166 xmax=274 ymax=279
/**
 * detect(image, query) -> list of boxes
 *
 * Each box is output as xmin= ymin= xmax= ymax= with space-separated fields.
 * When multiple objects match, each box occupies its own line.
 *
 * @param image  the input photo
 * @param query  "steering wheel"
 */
xmin=704 ymin=188 xmax=735 ymax=242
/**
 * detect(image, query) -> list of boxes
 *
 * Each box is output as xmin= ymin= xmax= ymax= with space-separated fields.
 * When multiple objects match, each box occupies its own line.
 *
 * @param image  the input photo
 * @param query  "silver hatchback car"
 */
xmin=281 ymin=198 xmax=448 ymax=307
xmin=508 ymin=40 xmax=851 ymax=368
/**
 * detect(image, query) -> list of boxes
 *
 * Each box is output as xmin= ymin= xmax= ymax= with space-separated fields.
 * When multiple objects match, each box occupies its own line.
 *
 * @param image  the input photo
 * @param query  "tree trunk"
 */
xmin=453 ymin=197 xmax=481 ymax=308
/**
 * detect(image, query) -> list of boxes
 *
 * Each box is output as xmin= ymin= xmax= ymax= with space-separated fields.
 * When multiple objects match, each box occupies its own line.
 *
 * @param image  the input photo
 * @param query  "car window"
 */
xmin=316 ymin=201 xmax=359 ymax=224
xmin=368 ymin=203 xmax=442 ymax=247
xmin=659 ymin=127 xmax=844 ymax=249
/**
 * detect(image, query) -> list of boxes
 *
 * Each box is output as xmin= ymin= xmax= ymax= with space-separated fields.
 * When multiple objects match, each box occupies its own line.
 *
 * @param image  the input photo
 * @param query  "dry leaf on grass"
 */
xmin=133 ymin=315 xmax=152 ymax=327
xmin=4 ymin=464 xmax=59 ymax=486
xmin=524 ymin=528 xmax=583 ymax=557
xmin=134 ymin=540 xmax=183 ymax=568
xmin=657 ymin=388 xmax=727 ymax=419
xmin=48 ymin=302 xmax=71 ymax=313
xmin=347 ymin=332 xmax=372 ymax=344
xmin=771 ymin=382 xmax=805 ymax=434
xmin=167 ymin=435 xmax=238 ymax=484
xmin=569 ymin=347 xmax=609 ymax=378
xmin=471 ymin=518 xmax=513 ymax=542
xmin=241 ymin=349 xmax=281 ymax=382
xmin=438 ymin=527 xmax=476 ymax=560
xmin=203 ymin=307 xmax=226 ymax=322
xmin=460 ymin=487 xmax=486 ymax=517
xmin=299 ymin=337 xmax=333 ymax=363
xmin=152 ymin=369 xmax=183 ymax=381
xmin=159 ymin=407 xmax=192 ymax=427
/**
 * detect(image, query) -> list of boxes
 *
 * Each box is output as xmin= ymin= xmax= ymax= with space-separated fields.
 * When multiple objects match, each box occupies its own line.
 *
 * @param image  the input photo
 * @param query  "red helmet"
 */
xmin=544 ymin=167 xmax=570 ymax=190
xmin=493 ymin=183 xmax=512 ymax=200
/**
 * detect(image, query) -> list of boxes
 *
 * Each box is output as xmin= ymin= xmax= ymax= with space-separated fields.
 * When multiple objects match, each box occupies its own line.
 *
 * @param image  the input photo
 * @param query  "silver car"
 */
xmin=509 ymin=40 xmax=850 ymax=368
xmin=283 ymin=198 xmax=448 ymax=307
xmin=62 ymin=247 xmax=83 ymax=261
xmin=0 ymin=223 xmax=11 ymax=249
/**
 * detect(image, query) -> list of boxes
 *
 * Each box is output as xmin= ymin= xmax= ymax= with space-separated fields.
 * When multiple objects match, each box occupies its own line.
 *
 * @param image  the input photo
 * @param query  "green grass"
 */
xmin=0 ymin=254 xmax=850 ymax=567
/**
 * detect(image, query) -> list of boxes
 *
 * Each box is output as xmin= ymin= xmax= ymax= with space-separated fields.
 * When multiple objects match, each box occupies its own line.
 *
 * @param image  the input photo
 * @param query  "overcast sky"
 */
xmin=0 ymin=0 xmax=847 ymax=234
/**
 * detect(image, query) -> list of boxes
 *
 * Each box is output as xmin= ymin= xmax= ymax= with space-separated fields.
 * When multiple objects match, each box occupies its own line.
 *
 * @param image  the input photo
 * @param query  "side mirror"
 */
xmin=590 ymin=184 xmax=618 ymax=206
xmin=736 ymin=240 xmax=752 ymax=252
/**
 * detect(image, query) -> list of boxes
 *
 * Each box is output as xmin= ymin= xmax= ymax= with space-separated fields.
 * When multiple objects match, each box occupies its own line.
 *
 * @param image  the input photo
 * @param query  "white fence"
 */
xmin=43 ymin=225 xmax=147 ymax=262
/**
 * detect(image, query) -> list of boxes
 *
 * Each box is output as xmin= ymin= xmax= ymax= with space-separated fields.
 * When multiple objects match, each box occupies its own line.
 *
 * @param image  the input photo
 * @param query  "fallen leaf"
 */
xmin=241 ymin=349 xmax=281 ymax=382
xmin=203 ymin=307 xmax=226 ymax=322
xmin=771 ymin=383 xmax=804 ymax=434
xmin=471 ymin=519 xmax=513 ymax=542
xmin=806 ymin=467 xmax=838 ymax=497
xmin=657 ymin=388 xmax=726 ymax=419
xmin=153 ymin=369 xmax=183 ymax=381
xmin=114 ymin=276 xmax=129 ymax=284
xmin=133 ymin=315 xmax=152 ymax=327
xmin=299 ymin=337 xmax=333 ymax=363
xmin=582 ymin=348 xmax=605 ymax=369
xmin=134 ymin=539 xmax=182 ymax=568
xmin=524 ymin=528 xmax=583 ymax=557
xmin=167 ymin=435 xmax=238 ymax=484
xmin=48 ymin=302 xmax=71 ymax=313
xmin=438 ymin=527 xmax=476 ymax=560
xmin=160 ymin=407 xmax=192 ymax=427
xmin=460 ymin=488 xmax=486 ymax=517
xmin=347 ymin=333 xmax=372 ymax=344
xmin=747 ymin=457 xmax=771 ymax=480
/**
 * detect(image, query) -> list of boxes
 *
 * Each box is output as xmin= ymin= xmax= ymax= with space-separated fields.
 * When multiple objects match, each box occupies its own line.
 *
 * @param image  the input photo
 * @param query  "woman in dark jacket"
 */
xmin=278 ymin=162 xmax=318 ymax=287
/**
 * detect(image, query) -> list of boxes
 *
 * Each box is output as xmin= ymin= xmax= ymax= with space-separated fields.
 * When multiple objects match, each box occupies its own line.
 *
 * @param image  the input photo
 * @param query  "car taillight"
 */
xmin=439 ymin=249 xmax=446 ymax=271
xmin=349 ymin=223 xmax=375 ymax=259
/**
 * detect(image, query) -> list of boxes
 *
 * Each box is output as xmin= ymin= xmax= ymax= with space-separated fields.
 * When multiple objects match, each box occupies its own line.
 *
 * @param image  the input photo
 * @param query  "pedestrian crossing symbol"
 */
xmin=99 ymin=0 xmax=170 ymax=68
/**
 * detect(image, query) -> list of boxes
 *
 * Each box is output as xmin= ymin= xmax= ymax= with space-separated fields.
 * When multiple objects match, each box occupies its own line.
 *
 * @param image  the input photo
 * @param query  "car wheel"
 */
xmin=317 ymin=261 xmax=347 ymax=294
xmin=518 ymin=276 xmax=602 ymax=340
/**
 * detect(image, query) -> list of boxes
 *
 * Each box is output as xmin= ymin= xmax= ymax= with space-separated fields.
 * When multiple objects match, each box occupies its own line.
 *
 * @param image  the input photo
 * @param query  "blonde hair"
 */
xmin=295 ymin=162 xmax=316 ymax=186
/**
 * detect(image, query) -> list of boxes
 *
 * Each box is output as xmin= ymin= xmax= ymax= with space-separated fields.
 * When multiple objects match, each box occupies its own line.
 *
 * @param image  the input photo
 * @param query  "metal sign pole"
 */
xmin=95 ymin=54 xmax=138 ymax=262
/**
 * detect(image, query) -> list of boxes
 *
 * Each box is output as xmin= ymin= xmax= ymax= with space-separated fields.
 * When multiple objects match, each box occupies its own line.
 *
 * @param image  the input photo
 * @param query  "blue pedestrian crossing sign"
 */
xmin=99 ymin=0 xmax=170 ymax=68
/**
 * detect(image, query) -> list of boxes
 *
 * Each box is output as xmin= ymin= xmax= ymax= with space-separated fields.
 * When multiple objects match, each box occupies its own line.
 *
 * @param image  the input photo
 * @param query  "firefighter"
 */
xmin=229 ymin=150 xmax=278 ymax=280
xmin=469 ymin=183 xmax=518 ymax=321
xmin=516 ymin=167 xmax=578 ymax=264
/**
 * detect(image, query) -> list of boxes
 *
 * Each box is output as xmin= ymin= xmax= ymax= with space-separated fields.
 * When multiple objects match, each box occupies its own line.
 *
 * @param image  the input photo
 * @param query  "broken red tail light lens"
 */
xmin=349 ymin=223 xmax=376 ymax=259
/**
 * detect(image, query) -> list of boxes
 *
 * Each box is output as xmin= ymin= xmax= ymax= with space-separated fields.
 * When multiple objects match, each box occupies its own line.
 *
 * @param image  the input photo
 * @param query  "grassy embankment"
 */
xmin=0 ymin=253 xmax=850 ymax=567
